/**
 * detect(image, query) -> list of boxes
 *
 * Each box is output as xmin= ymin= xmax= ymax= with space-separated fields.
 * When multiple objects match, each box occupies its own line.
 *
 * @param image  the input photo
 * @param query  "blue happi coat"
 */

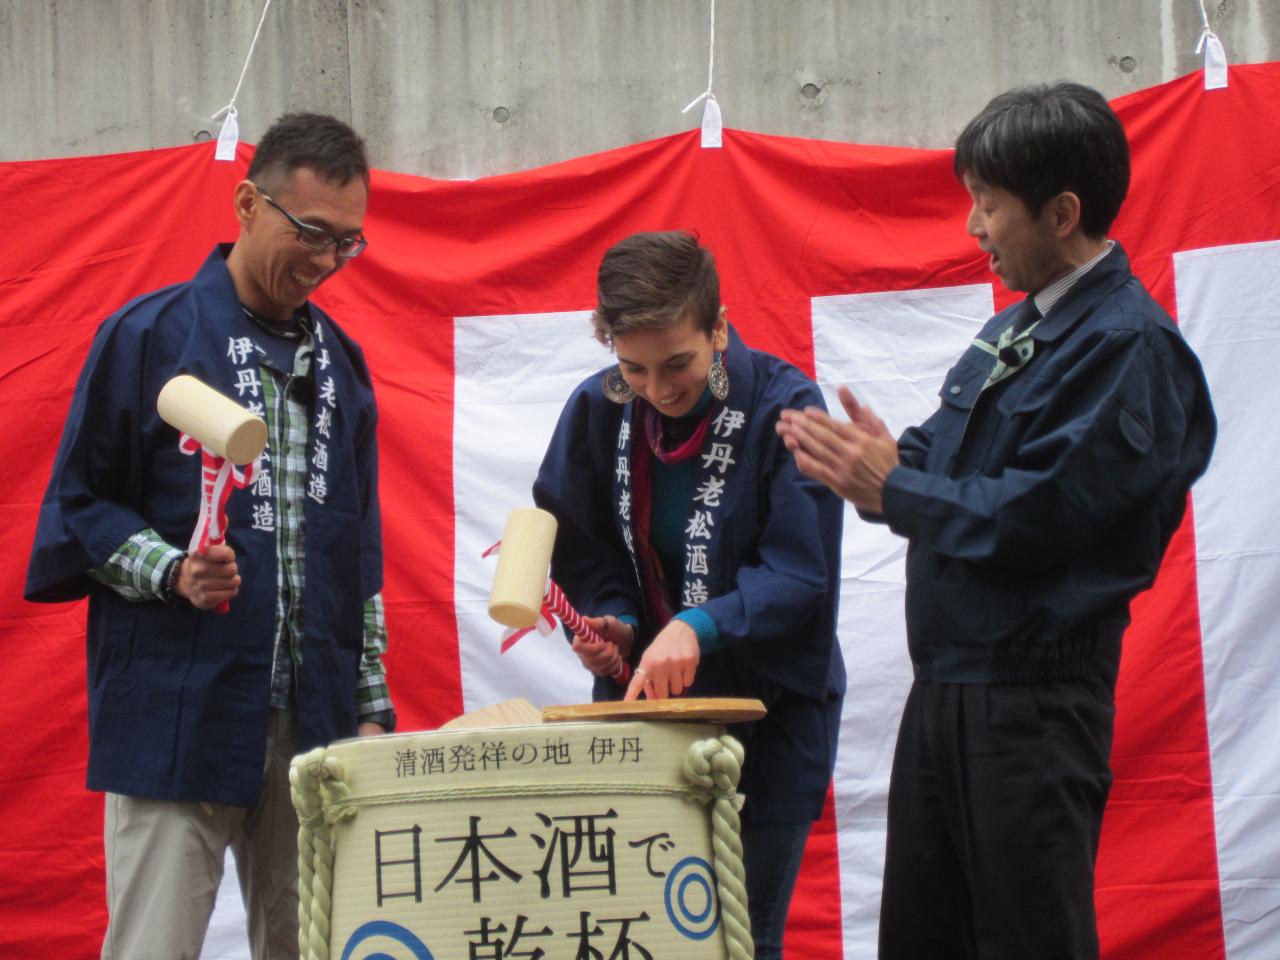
xmin=25 ymin=247 xmax=383 ymax=807
xmin=534 ymin=327 xmax=845 ymax=821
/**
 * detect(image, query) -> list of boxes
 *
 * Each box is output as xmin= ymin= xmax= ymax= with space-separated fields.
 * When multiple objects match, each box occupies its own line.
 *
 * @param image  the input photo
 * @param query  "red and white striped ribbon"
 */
xmin=485 ymin=540 xmax=632 ymax=682
xmin=179 ymin=433 xmax=259 ymax=612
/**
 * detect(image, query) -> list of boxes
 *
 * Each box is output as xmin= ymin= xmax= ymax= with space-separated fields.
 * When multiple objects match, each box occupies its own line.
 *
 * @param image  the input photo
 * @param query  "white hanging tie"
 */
xmin=681 ymin=0 xmax=722 ymax=148
xmin=699 ymin=95 xmax=723 ymax=148
xmin=210 ymin=0 xmax=274 ymax=160
xmin=1195 ymin=0 xmax=1228 ymax=90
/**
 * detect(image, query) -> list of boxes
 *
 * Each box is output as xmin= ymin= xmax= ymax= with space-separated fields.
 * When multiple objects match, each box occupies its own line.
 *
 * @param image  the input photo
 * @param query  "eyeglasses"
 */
xmin=254 ymin=184 xmax=368 ymax=259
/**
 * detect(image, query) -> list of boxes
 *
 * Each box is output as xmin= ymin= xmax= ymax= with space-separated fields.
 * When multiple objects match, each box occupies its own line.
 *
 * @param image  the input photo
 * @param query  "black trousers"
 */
xmin=879 ymin=678 xmax=1115 ymax=960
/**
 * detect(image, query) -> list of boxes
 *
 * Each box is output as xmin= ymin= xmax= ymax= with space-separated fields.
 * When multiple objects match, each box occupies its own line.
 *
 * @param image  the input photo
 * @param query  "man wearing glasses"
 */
xmin=26 ymin=113 xmax=392 ymax=960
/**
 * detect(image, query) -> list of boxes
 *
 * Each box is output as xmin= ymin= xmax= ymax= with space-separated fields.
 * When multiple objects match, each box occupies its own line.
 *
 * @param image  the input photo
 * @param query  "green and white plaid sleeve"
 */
xmin=85 ymin=527 xmax=184 ymax=603
xmin=357 ymin=592 xmax=396 ymax=730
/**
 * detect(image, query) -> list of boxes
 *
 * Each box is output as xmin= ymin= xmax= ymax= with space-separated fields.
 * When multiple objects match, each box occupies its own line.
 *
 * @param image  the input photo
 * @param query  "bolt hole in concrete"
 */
xmin=1119 ymin=56 xmax=1137 ymax=73
xmin=493 ymin=106 xmax=511 ymax=124
xmin=193 ymin=130 xmax=212 ymax=142
xmin=801 ymin=82 xmax=821 ymax=99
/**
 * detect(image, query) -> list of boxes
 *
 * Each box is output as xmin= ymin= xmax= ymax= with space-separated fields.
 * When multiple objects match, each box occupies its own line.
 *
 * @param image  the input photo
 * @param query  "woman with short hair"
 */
xmin=534 ymin=230 xmax=846 ymax=958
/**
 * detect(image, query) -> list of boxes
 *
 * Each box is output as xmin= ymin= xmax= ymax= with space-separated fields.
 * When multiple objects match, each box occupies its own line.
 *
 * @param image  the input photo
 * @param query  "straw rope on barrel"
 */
xmin=683 ymin=736 xmax=753 ymax=960
xmin=290 ymin=716 xmax=757 ymax=960
xmin=290 ymin=748 xmax=357 ymax=960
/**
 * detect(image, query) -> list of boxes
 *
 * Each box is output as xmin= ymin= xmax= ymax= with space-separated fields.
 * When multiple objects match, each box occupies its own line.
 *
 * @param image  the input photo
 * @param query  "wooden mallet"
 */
xmin=488 ymin=507 xmax=631 ymax=683
xmin=157 ymin=375 xmax=268 ymax=612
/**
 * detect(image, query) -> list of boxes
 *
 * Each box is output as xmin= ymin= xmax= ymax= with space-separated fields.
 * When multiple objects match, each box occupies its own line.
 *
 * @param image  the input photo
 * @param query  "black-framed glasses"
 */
xmin=254 ymin=184 xmax=368 ymax=259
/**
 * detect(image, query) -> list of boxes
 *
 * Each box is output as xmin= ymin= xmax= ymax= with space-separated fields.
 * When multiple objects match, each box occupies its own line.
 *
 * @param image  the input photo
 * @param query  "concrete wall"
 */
xmin=3 ymin=0 xmax=1277 ymax=179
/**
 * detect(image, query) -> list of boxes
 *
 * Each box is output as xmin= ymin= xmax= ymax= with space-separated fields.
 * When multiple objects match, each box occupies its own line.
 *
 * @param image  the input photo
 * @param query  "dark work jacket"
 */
xmin=880 ymin=244 xmax=1216 ymax=685
xmin=534 ymin=327 xmax=846 ymax=821
xmin=25 ymin=247 xmax=384 ymax=806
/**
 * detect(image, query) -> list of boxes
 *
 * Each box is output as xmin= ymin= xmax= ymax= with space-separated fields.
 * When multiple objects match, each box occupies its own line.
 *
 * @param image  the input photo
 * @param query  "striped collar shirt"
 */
xmin=1032 ymin=240 xmax=1116 ymax=318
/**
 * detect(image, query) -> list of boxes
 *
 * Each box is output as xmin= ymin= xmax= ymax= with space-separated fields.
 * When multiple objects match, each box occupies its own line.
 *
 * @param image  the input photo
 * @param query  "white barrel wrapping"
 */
xmin=320 ymin=719 xmax=733 ymax=959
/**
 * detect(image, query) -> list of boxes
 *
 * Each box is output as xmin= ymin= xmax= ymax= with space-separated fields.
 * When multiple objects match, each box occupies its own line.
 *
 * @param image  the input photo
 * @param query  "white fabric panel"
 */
xmin=206 ymin=313 xmax=615 ymax=958
xmin=453 ymin=311 xmax=615 ymax=713
xmin=206 ymin=850 xmax=251 ymax=958
xmin=207 ymin=285 xmax=994 ymax=958
xmin=811 ymin=283 xmax=993 ymax=959
xmin=1176 ymin=240 xmax=1280 ymax=960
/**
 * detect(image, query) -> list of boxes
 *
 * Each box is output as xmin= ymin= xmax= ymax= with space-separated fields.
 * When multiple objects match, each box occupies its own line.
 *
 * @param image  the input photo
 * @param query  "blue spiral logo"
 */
xmin=663 ymin=855 xmax=720 ymax=940
xmin=340 ymin=920 xmax=436 ymax=960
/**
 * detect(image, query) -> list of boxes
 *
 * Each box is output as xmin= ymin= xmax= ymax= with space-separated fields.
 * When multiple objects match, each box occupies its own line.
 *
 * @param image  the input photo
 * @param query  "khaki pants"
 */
xmin=101 ymin=710 xmax=299 ymax=960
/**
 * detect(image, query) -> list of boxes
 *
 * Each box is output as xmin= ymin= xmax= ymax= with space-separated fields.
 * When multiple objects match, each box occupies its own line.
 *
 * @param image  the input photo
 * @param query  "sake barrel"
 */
xmin=292 ymin=710 xmax=757 ymax=960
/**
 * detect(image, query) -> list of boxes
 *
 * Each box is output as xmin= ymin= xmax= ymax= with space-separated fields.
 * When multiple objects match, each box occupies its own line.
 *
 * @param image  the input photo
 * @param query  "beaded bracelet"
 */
xmin=162 ymin=551 xmax=188 ymax=605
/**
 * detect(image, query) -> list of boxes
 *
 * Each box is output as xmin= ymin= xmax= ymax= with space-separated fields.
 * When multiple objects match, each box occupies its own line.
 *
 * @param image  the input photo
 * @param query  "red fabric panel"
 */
xmin=1099 ymin=514 xmax=1225 ymax=960
xmin=785 ymin=786 xmax=844 ymax=958
xmin=0 ymin=142 xmax=249 ymax=958
xmin=6 ymin=64 xmax=1280 ymax=958
xmin=1086 ymin=64 xmax=1280 ymax=960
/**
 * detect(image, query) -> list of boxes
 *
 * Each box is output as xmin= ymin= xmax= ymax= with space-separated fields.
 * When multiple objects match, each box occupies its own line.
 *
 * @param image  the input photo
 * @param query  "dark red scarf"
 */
xmin=629 ymin=399 xmax=712 ymax=628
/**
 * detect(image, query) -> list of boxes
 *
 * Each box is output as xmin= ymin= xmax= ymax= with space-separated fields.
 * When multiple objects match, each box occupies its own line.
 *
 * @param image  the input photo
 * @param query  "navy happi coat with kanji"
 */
xmin=534 ymin=327 xmax=846 ymax=822
xmin=25 ymin=246 xmax=383 ymax=807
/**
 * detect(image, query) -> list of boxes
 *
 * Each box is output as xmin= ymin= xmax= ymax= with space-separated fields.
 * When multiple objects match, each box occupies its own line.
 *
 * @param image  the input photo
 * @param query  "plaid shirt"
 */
xmin=88 ymin=319 xmax=394 ymax=729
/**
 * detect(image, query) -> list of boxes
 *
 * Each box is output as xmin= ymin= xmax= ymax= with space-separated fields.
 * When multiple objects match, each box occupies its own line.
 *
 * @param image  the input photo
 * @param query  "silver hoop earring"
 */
xmin=708 ymin=351 xmax=730 ymax=401
xmin=602 ymin=366 xmax=636 ymax=404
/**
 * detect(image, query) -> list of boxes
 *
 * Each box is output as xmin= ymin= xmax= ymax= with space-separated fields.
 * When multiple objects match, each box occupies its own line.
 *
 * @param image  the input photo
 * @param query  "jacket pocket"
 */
xmin=931 ymin=352 xmax=988 ymax=474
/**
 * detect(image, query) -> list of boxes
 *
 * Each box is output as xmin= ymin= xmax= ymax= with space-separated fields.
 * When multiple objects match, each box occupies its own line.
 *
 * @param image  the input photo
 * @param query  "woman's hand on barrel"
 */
xmin=571 ymin=615 xmax=634 ymax=677
xmin=625 ymin=620 xmax=700 ymax=701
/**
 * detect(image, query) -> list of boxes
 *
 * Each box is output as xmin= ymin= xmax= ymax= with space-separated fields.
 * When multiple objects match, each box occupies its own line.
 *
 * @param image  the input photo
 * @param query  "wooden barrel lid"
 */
xmin=542 ymin=697 xmax=766 ymax=724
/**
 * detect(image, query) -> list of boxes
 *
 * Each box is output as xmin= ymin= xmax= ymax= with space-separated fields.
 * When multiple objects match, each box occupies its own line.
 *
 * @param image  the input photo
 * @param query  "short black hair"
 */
xmin=954 ymin=82 xmax=1130 ymax=237
xmin=247 ymin=112 xmax=369 ymax=192
xmin=591 ymin=231 xmax=721 ymax=346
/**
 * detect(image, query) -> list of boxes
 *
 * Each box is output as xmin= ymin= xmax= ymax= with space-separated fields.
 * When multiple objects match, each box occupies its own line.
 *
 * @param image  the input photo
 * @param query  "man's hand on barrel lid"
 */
xmin=572 ymin=615 xmax=633 ymax=677
xmin=624 ymin=620 xmax=700 ymax=701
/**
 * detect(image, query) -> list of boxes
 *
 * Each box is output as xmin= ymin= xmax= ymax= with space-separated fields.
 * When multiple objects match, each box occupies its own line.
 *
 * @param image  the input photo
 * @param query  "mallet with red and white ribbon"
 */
xmin=486 ymin=507 xmax=632 ymax=683
xmin=157 ymin=375 xmax=268 ymax=614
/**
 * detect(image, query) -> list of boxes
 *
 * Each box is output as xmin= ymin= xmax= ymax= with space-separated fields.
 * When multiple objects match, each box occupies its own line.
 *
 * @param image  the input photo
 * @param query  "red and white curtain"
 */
xmin=2 ymin=64 xmax=1278 ymax=959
